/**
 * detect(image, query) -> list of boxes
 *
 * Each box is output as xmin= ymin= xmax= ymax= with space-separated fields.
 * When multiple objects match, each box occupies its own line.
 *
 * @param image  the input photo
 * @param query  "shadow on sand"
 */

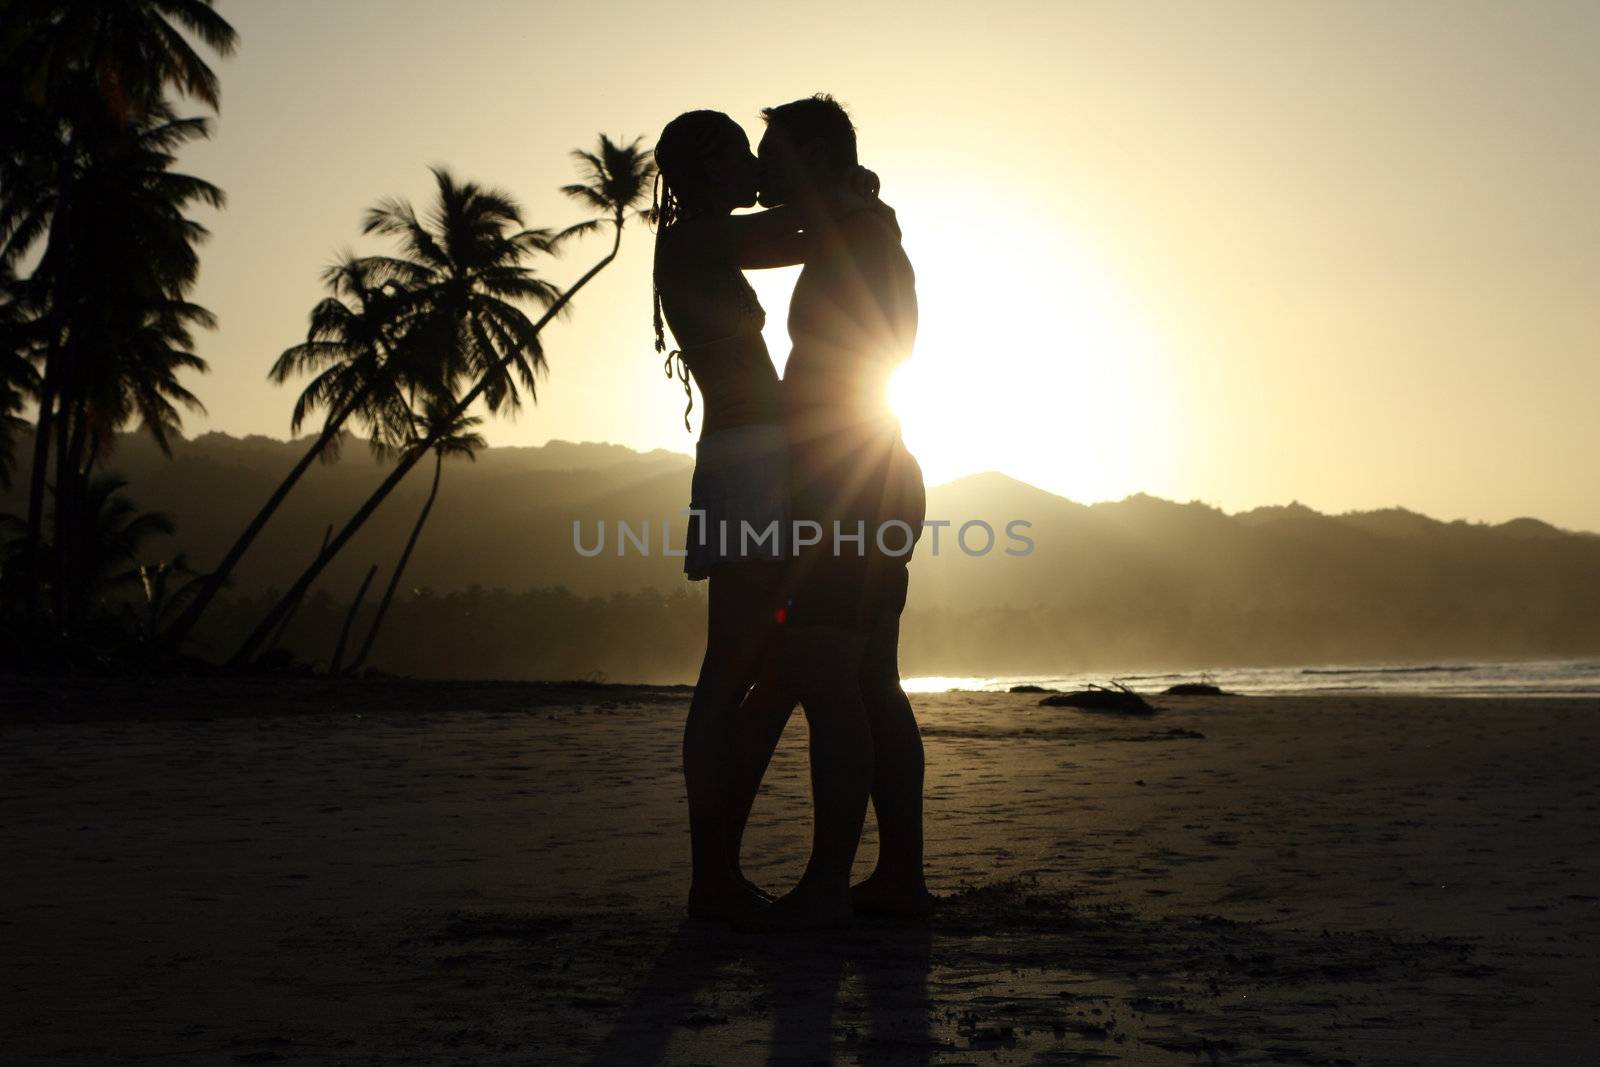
xmin=432 ymin=875 xmax=1495 ymax=1064
xmin=582 ymin=919 xmax=934 ymax=1066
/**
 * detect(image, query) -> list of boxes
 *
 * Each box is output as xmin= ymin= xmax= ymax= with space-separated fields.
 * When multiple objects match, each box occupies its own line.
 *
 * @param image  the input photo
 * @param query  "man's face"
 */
xmin=756 ymin=125 xmax=803 ymax=207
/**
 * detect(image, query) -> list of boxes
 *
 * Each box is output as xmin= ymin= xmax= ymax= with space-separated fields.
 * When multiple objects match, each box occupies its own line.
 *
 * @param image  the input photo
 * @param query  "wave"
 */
xmin=1301 ymin=665 xmax=1478 ymax=676
xmin=904 ymin=658 xmax=1600 ymax=697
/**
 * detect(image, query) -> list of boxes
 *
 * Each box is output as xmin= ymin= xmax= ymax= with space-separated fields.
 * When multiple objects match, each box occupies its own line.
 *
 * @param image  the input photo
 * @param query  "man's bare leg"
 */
xmin=852 ymin=605 xmax=933 ymax=915
xmin=763 ymin=623 xmax=874 ymax=929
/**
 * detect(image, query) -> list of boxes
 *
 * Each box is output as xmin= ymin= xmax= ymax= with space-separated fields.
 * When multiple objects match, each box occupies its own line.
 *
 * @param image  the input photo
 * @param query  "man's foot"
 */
xmin=687 ymin=880 xmax=770 ymax=924
xmin=736 ymin=882 xmax=854 ymax=933
xmin=851 ymin=872 xmax=936 ymax=917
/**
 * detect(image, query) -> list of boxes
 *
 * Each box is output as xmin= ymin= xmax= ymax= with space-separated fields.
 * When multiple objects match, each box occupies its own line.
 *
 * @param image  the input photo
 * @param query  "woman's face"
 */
xmin=703 ymin=128 xmax=759 ymax=209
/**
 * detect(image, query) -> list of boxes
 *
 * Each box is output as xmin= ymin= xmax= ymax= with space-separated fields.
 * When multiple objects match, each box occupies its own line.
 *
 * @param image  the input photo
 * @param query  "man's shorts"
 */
xmin=782 ymin=418 xmax=926 ymax=631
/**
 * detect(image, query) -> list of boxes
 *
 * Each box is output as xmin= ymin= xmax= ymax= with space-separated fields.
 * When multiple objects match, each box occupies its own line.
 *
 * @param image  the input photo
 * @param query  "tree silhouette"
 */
xmin=0 ymin=264 xmax=40 ymax=490
xmin=161 ymin=253 xmax=437 ymax=647
xmin=2 ymin=0 xmax=237 ymax=121
xmin=67 ymin=471 xmax=176 ymax=611
xmin=2 ymin=0 xmax=234 ymax=632
xmin=38 ymin=104 xmax=221 ymax=629
xmin=346 ymin=403 xmax=485 ymax=674
xmin=229 ymin=138 xmax=655 ymax=665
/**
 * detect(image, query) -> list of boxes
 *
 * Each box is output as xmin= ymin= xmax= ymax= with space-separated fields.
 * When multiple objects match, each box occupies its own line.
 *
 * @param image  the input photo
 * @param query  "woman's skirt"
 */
xmin=683 ymin=423 xmax=788 ymax=580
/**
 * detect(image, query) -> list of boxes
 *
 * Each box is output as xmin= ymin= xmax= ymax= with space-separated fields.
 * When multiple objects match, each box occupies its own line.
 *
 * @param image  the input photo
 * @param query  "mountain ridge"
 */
xmin=6 ymin=430 xmax=1596 ymax=676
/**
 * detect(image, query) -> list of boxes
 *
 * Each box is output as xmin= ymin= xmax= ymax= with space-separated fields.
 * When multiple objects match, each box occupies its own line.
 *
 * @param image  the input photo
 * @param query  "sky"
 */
xmin=174 ymin=0 xmax=1600 ymax=530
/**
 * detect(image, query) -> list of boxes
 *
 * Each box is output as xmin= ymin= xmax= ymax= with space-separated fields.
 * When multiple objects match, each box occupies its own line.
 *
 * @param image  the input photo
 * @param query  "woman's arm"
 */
xmin=692 ymin=167 xmax=883 ymax=270
xmin=706 ymin=206 xmax=812 ymax=270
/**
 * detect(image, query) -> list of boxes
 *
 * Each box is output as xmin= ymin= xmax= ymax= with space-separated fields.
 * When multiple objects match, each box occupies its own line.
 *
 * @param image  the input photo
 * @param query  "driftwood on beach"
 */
xmin=1038 ymin=681 xmax=1160 ymax=715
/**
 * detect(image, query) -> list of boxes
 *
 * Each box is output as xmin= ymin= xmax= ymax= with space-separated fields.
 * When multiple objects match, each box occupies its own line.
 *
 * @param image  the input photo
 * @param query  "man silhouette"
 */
xmin=755 ymin=94 xmax=930 ymax=929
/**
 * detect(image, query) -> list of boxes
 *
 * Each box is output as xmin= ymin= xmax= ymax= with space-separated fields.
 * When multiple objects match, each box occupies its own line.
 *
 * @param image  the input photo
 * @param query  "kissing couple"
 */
xmin=651 ymin=94 xmax=931 ymax=932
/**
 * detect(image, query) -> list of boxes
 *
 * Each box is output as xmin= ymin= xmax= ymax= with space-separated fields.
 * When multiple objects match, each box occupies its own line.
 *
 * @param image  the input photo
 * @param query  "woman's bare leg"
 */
xmin=728 ymin=667 xmax=799 ymax=887
xmin=683 ymin=563 xmax=781 ymax=918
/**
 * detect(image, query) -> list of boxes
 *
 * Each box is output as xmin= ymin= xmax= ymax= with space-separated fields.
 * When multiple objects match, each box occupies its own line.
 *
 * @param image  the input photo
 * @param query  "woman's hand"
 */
xmin=818 ymin=166 xmax=882 ymax=220
xmin=850 ymin=165 xmax=881 ymax=199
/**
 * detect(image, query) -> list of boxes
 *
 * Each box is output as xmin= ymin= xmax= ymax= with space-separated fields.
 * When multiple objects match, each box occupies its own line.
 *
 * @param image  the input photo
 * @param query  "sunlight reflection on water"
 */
xmin=901 ymin=658 xmax=1600 ymax=697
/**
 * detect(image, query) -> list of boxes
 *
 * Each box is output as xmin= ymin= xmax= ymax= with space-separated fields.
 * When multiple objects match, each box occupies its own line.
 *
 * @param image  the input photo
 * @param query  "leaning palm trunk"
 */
xmin=162 ymin=393 xmax=367 ymax=650
xmin=347 ymin=447 xmax=442 ymax=674
xmin=21 ymin=347 xmax=59 ymax=625
xmin=264 ymin=524 xmax=332 ymax=658
xmin=230 ymin=223 xmax=623 ymax=665
xmin=328 ymin=563 xmax=378 ymax=675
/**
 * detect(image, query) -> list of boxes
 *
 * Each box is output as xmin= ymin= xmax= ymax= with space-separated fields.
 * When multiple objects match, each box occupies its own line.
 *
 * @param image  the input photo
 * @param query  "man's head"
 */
xmin=757 ymin=94 xmax=856 ymax=207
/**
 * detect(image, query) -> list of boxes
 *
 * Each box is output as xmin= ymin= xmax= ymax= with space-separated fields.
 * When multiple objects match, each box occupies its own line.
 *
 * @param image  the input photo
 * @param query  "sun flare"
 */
xmin=746 ymin=191 xmax=1179 ymax=504
xmin=884 ymin=202 xmax=1178 ymax=501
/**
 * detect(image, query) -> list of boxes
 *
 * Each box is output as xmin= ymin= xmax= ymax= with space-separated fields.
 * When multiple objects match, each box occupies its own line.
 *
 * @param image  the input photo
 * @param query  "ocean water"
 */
xmin=901 ymin=657 xmax=1600 ymax=697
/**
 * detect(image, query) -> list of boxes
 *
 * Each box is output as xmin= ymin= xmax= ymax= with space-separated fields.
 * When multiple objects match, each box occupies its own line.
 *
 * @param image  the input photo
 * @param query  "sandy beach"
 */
xmin=3 ymin=678 xmax=1597 ymax=1064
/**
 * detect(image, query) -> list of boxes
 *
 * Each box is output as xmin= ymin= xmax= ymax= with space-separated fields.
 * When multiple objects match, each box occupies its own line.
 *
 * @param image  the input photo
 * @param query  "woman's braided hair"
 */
xmin=651 ymin=111 xmax=746 ymax=429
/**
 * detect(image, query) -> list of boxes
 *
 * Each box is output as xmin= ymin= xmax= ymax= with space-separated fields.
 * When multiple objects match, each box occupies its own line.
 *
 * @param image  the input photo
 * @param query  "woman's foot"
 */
xmin=687 ymin=879 xmax=770 ymax=924
xmin=851 ymin=871 xmax=936 ymax=917
xmin=738 ymin=873 xmax=776 ymax=903
xmin=738 ymin=881 xmax=854 ymax=933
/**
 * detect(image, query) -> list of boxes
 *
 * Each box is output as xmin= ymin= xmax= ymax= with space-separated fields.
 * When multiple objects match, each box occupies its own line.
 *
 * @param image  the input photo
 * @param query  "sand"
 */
xmin=3 ymin=678 xmax=1598 ymax=1064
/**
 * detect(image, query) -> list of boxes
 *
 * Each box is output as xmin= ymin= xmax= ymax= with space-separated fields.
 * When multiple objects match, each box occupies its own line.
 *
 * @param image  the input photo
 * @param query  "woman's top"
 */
xmin=654 ymin=223 xmax=783 ymax=436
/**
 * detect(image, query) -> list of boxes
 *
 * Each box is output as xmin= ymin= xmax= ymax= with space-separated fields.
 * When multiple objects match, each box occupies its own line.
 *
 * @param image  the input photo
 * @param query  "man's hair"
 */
xmin=761 ymin=93 xmax=857 ymax=176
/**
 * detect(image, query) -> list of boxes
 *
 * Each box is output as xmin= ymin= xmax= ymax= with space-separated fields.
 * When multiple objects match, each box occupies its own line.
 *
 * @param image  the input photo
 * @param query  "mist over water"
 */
xmin=904 ymin=657 xmax=1600 ymax=697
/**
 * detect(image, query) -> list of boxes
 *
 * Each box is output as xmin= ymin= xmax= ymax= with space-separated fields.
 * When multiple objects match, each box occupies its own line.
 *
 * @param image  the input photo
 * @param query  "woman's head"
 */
xmin=654 ymin=110 xmax=758 ymax=222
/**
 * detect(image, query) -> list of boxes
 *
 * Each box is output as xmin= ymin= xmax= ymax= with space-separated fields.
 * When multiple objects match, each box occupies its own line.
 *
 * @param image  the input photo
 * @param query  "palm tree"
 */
xmin=36 ymin=105 xmax=221 ymax=627
xmin=53 ymin=108 xmax=221 ymax=455
xmin=0 ymin=349 xmax=31 ymax=491
xmin=0 ymin=0 xmax=238 ymax=121
xmin=1 ymin=0 xmax=234 ymax=625
xmin=327 ymin=562 xmax=378 ymax=676
xmin=71 ymin=294 xmax=212 ymax=471
xmin=160 ymin=254 xmax=423 ymax=648
xmin=0 ymin=264 xmax=41 ymax=490
xmin=360 ymin=167 xmax=562 ymax=417
xmin=346 ymin=403 xmax=484 ymax=674
xmin=230 ymin=138 xmax=655 ymax=665
xmin=50 ymin=290 xmax=210 ymax=632
xmin=121 ymin=552 xmax=202 ymax=649
xmin=165 ymin=171 xmax=566 ymax=650
xmin=69 ymin=471 xmax=176 ymax=608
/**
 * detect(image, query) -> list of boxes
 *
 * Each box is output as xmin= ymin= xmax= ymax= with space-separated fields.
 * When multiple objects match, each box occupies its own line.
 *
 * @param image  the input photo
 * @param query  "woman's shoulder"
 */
xmin=657 ymin=217 xmax=719 ymax=250
xmin=656 ymin=218 xmax=734 ymax=266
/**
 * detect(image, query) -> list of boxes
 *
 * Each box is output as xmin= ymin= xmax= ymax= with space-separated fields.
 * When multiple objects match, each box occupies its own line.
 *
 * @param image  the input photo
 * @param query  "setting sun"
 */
xmin=747 ymin=193 xmax=1182 ymax=502
xmin=886 ymin=196 xmax=1180 ymax=500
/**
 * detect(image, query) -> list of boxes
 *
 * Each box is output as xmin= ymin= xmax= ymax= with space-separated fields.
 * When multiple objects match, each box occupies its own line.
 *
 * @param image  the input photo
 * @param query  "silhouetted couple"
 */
xmin=652 ymin=95 xmax=930 ymax=931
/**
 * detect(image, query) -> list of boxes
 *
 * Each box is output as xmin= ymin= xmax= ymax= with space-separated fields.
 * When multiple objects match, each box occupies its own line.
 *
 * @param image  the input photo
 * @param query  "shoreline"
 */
xmin=7 ymin=671 xmax=1598 ymax=725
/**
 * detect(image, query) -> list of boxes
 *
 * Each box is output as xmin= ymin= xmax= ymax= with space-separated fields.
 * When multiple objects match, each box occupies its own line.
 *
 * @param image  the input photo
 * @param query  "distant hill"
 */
xmin=6 ymin=432 xmax=1598 ymax=678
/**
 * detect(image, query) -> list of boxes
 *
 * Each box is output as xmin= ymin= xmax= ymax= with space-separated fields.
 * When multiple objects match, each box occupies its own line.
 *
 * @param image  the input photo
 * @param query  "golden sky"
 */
xmin=180 ymin=0 xmax=1600 ymax=530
